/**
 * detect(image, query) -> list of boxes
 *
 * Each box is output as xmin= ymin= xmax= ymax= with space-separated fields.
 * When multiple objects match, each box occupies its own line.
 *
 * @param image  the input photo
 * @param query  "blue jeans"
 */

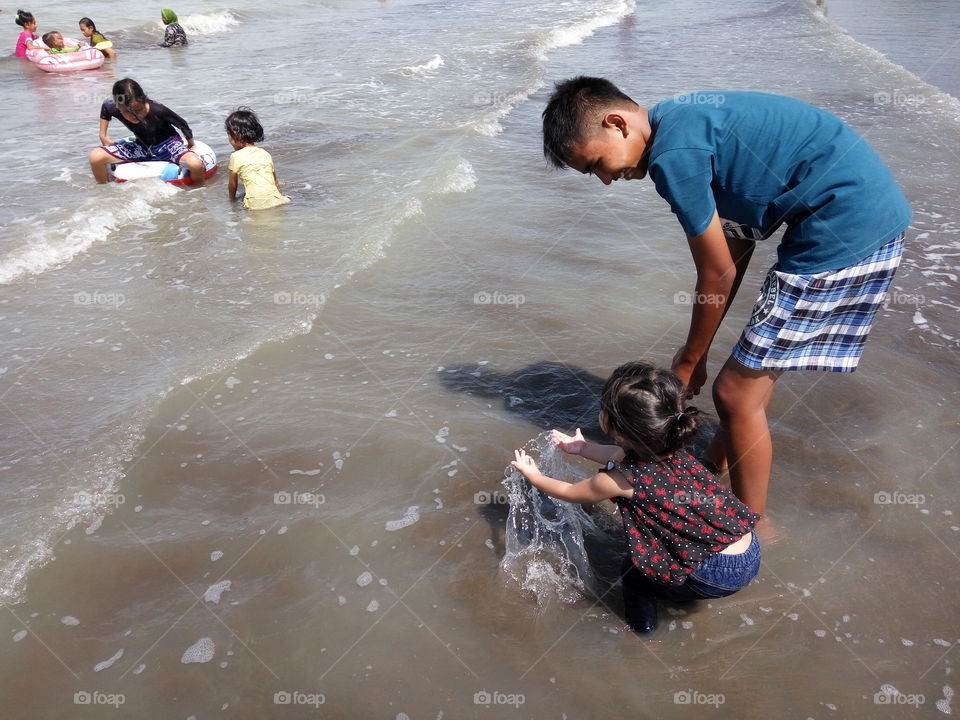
xmin=622 ymin=533 xmax=761 ymax=603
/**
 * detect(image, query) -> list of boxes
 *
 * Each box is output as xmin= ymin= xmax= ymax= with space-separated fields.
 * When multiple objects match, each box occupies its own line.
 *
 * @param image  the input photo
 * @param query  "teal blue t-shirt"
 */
xmin=647 ymin=92 xmax=911 ymax=273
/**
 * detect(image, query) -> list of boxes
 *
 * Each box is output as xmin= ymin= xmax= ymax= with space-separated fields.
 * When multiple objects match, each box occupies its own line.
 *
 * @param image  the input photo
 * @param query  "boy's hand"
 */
xmin=511 ymin=449 xmax=541 ymax=478
xmin=551 ymin=428 xmax=585 ymax=455
xmin=672 ymin=347 xmax=708 ymax=397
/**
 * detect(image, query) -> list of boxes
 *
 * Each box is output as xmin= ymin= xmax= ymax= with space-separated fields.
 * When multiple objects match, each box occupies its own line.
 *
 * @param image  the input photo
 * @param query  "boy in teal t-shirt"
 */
xmin=541 ymin=77 xmax=911 ymax=517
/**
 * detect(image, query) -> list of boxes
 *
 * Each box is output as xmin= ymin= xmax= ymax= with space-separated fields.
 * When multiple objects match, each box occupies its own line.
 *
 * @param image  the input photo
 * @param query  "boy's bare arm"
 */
xmin=98 ymin=117 xmax=112 ymax=146
xmin=673 ymin=212 xmax=740 ymax=392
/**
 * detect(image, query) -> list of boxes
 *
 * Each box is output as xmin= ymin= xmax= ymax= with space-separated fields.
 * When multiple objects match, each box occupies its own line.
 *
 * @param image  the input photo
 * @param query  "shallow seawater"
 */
xmin=0 ymin=0 xmax=957 ymax=717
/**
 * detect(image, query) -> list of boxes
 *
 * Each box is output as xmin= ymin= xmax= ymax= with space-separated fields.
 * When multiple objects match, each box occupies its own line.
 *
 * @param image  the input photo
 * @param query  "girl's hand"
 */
xmin=551 ymin=428 xmax=586 ymax=455
xmin=511 ymin=449 xmax=540 ymax=478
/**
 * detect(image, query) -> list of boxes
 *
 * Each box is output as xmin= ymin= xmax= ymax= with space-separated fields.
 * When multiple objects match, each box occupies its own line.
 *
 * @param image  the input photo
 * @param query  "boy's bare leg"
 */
xmin=711 ymin=356 xmax=781 ymax=515
xmin=703 ymin=376 xmax=776 ymax=474
xmin=182 ymin=151 xmax=205 ymax=187
xmin=88 ymin=148 xmax=115 ymax=184
xmin=703 ymin=424 xmax=728 ymax=474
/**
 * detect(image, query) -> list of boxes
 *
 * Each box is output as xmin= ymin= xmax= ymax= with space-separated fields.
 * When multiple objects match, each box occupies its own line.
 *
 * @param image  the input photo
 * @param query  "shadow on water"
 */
xmin=437 ymin=361 xmax=610 ymax=441
xmin=445 ymin=360 xmax=720 ymax=629
xmin=439 ymin=359 xmax=717 ymax=453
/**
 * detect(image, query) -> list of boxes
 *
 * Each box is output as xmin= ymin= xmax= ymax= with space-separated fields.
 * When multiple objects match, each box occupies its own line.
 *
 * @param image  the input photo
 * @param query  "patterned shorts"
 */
xmin=732 ymin=233 xmax=905 ymax=372
xmin=102 ymin=136 xmax=190 ymax=164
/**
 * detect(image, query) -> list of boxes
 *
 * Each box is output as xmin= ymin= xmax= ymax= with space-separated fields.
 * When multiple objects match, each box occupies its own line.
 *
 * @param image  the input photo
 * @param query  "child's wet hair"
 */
xmin=112 ymin=78 xmax=147 ymax=108
xmin=41 ymin=31 xmax=59 ymax=46
xmin=225 ymin=107 xmax=265 ymax=144
xmin=79 ymin=17 xmax=98 ymax=32
xmin=599 ymin=361 xmax=701 ymax=462
xmin=541 ymin=75 xmax=637 ymax=169
xmin=15 ymin=9 xmax=35 ymax=27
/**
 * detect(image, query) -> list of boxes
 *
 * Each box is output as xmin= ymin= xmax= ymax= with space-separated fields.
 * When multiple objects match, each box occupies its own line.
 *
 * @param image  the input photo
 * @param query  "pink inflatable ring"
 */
xmin=26 ymin=37 xmax=104 ymax=73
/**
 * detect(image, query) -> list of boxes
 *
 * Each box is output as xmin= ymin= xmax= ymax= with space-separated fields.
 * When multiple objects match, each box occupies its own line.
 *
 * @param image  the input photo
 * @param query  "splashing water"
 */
xmin=499 ymin=433 xmax=603 ymax=605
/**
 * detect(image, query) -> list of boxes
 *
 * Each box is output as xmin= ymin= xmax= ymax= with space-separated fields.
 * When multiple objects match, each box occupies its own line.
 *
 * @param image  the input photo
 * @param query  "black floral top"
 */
xmin=605 ymin=450 xmax=759 ymax=586
xmin=161 ymin=23 xmax=188 ymax=47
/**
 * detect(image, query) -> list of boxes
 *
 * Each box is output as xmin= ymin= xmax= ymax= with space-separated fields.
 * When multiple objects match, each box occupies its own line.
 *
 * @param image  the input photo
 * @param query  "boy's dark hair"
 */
xmin=112 ymin=78 xmax=147 ymax=107
xmin=79 ymin=17 xmax=98 ymax=32
xmin=600 ymin=362 xmax=701 ymax=462
xmin=41 ymin=31 xmax=58 ymax=46
xmin=542 ymin=76 xmax=637 ymax=169
xmin=225 ymin=107 xmax=265 ymax=144
xmin=15 ymin=9 xmax=35 ymax=27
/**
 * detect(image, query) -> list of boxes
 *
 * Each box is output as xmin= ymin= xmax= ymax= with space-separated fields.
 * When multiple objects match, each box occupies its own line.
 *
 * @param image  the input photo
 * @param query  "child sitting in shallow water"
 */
xmin=225 ymin=108 xmax=290 ymax=210
xmin=510 ymin=362 xmax=760 ymax=633
xmin=88 ymin=77 xmax=206 ymax=186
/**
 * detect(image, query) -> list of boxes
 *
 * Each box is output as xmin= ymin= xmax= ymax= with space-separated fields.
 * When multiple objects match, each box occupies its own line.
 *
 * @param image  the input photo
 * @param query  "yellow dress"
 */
xmin=228 ymin=146 xmax=291 ymax=210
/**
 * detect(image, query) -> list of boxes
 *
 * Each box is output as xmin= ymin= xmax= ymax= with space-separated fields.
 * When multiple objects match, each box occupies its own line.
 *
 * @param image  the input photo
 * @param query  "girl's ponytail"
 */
xmin=15 ymin=9 xmax=35 ymax=27
xmin=665 ymin=406 xmax=701 ymax=453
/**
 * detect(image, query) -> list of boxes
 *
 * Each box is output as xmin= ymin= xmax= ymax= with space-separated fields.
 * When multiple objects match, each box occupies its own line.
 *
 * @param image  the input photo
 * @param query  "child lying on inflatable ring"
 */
xmin=41 ymin=31 xmax=81 ymax=53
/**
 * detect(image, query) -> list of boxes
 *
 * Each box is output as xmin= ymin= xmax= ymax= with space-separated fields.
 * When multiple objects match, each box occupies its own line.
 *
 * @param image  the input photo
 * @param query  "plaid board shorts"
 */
xmin=102 ymin=136 xmax=190 ymax=164
xmin=733 ymin=233 xmax=905 ymax=372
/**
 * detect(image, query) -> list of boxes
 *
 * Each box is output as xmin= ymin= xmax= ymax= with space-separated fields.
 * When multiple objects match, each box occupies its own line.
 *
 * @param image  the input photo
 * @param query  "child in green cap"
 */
xmin=159 ymin=9 xmax=187 ymax=47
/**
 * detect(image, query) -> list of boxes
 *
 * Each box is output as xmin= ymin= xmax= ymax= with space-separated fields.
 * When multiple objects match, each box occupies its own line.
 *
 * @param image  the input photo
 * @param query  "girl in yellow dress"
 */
xmin=225 ymin=108 xmax=290 ymax=210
